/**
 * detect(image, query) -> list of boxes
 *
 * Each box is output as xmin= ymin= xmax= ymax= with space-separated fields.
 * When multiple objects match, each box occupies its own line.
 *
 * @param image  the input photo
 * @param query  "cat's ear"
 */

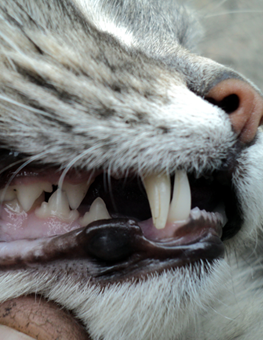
xmin=206 ymin=79 xmax=263 ymax=143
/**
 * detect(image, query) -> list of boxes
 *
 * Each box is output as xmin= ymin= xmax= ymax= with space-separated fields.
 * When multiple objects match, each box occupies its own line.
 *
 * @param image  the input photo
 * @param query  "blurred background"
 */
xmin=191 ymin=0 xmax=263 ymax=90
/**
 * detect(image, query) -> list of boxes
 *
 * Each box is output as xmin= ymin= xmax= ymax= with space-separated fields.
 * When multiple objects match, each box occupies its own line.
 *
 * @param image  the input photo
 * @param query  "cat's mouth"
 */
xmin=0 ymin=157 xmax=240 ymax=280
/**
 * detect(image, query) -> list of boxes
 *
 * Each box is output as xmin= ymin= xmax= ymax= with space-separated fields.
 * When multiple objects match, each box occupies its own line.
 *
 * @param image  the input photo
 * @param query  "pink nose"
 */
xmin=206 ymin=79 xmax=263 ymax=143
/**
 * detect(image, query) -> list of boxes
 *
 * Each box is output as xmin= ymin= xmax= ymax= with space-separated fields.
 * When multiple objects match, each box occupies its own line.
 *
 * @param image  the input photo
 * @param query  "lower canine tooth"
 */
xmin=143 ymin=174 xmax=171 ymax=230
xmin=16 ymin=182 xmax=53 ymax=212
xmin=168 ymin=170 xmax=191 ymax=222
xmin=80 ymin=197 xmax=111 ymax=227
xmin=35 ymin=189 xmax=79 ymax=222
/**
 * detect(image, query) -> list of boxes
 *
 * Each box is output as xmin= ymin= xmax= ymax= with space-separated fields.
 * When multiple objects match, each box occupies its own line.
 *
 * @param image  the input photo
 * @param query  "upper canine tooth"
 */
xmin=143 ymin=174 xmax=171 ymax=230
xmin=168 ymin=170 xmax=191 ymax=222
xmin=62 ymin=181 xmax=93 ymax=210
xmin=35 ymin=189 xmax=79 ymax=222
xmin=80 ymin=197 xmax=111 ymax=227
xmin=15 ymin=182 xmax=53 ymax=212
xmin=0 ymin=187 xmax=17 ymax=203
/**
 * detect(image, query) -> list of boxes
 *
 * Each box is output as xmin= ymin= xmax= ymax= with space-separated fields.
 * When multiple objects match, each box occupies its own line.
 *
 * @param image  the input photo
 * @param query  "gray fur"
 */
xmin=0 ymin=0 xmax=263 ymax=339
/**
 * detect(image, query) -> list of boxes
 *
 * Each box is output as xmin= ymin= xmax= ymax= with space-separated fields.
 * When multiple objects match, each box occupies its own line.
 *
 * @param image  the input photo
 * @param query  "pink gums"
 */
xmin=0 ymin=205 xmax=82 ymax=242
xmin=0 ymin=204 xmax=184 ymax=242
xmin=139 ymin=218 xmax=185 ymax=241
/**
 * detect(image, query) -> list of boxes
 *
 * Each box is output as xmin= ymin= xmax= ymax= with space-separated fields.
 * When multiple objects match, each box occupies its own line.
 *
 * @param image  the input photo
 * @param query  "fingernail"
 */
xmin=0 ymin=325 xmax=35 ymax=339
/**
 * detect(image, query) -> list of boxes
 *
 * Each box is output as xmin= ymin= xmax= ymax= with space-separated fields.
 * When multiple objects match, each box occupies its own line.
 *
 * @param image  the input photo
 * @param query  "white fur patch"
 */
xmin=72 ymin=0 xmax=135 ymax=47
xmin=0 ymin=255 xmax=262 ymax=340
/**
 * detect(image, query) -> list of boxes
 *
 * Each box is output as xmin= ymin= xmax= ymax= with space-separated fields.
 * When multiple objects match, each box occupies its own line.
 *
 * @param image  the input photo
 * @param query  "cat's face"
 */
xmin=0 ymin=1 xmax=262 ymax=339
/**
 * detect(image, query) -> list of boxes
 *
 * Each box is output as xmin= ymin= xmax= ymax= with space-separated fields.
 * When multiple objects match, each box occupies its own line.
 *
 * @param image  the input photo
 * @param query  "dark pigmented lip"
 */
xmin=0 ymin=216 xmax=224 ymax=281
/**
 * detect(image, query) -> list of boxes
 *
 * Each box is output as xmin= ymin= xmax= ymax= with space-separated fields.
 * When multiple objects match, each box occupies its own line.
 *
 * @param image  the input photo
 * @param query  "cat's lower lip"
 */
xmin=0 ymin=216 xmax=224 ymax=280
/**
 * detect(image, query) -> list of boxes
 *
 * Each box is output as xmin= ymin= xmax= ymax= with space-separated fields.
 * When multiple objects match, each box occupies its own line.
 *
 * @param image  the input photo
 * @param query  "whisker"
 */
xmin=0 ymin=151 xmax=49 ymax=210
xmin=107 ymin=162 xmax=118 ymax=213
xmin=208 ymin=0 xmax=232 ymax=11
xmin=57 ymin=146 xmax=101 ymax=189
xmin=0 ymin=157 xmax=29 ymax=206
xmin=122 ymin=169 xmax=129 ymax=188
xmin=0 ymin=30 xmax=25 ymax=54
xmin=0 ymin=94 xmax=52 ymax=118
xmin=3 ymin=151 xmax=50 ymax=189
xmin=205 ymin=10 xmax=263 ymax=19
xmin=0 ymin=157 xmax=30 ymax=176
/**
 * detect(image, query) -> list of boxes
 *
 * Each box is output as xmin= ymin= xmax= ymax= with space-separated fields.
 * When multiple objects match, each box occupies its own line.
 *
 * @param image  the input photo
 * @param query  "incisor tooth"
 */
xmin=16 ymin=182 xmax=53 ymax=212
xmin=168 ymin=170 xmax=191 ymax=222
xmin=80 ymin=197 xmax=111 ymax=227
xmin=143 ymin=174 xmax=171 ymax=230
xmin=35 ymin=189 xmax=79 ymax=222
xmin=62 ymin=181 xmax=93 ymax=210
xmin=0 ymin=187 xmax=16 ymax=202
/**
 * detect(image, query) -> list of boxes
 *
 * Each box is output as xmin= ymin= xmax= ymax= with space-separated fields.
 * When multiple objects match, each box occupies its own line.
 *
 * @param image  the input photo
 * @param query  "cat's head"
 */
xmin=0 ymin=1 xmax=262 ymax=339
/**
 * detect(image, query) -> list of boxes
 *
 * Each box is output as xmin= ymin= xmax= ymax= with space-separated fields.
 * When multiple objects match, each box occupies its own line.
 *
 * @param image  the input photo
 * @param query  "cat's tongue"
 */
xmin=0 ymin=296 xmax=90 ymax=340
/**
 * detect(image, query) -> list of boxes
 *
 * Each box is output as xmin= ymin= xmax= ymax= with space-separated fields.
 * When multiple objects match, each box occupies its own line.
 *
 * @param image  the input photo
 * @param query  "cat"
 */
xmin=0 ymin=0 xmax=262 ymax=339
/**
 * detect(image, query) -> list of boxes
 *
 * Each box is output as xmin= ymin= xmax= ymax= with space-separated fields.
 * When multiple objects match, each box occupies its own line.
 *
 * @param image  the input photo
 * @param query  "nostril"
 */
xmin=206 ymin=94 xmax=240 ymax=114
xmin=205 ymin=78 xmax=263 ymax=143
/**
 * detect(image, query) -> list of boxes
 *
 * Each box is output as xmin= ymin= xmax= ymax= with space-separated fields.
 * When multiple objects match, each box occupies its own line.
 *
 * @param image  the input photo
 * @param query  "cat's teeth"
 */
xmin=80 ymin=197 xmax=111 ymax=227
xmin=0 ymin=187 xmax=17 ymax=202
xmin=168 ymin=170 xmax=191 ymax=222
xmin=62 ymin=181 xmax=92 ymax=210
xmin=143 ymin=174 xmax=171 ymax=230
xmin=35 ymin=189 xmax=79 ymax=222
xmin=15 ymin=182 xmax=53 ymax=212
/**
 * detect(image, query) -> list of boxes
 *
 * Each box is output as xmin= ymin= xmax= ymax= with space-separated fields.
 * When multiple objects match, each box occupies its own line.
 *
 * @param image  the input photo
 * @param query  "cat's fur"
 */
xmin=0 ymin=0 xmax=263 ymax=339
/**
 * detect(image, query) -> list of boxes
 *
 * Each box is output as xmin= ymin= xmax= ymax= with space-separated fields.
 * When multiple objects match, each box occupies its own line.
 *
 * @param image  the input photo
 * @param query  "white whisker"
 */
xmin=0 ymin=151 xmax=49 ymax=211
xmin=0 ymin=158 xmax=29 ymax=176
xmin=206 ymin=10 xmax=263 ymax=19
xmin=0 ymin=94 xmax=50 ymax=118
xmin=3 ymin=151 xmax=50 ymax=189
xmin=57 ymin=146 xmax=101 ymax=188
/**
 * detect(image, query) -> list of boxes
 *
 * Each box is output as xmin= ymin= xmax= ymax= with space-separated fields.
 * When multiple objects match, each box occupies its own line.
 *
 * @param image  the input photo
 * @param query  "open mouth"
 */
xmin=0 ymin=150 xmax=241 ymax=280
